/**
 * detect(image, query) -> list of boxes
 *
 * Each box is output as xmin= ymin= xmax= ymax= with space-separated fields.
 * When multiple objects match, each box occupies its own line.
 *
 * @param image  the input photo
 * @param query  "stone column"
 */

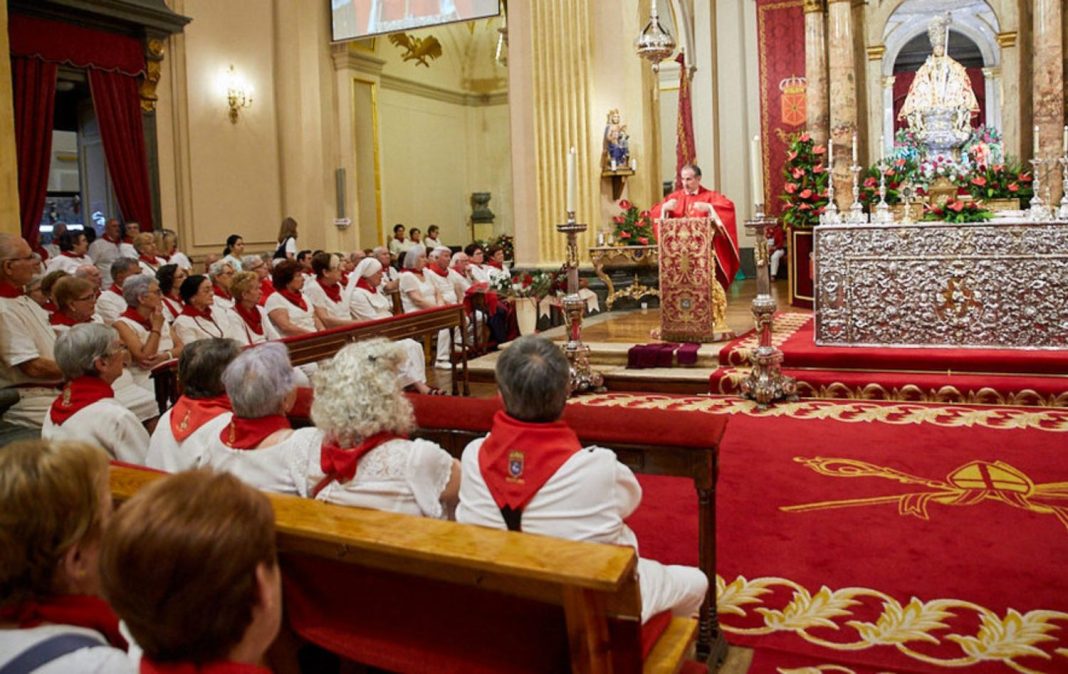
xmin=803 ymin=0 xmax=829 ymax=145
xmin=1033 ymin=0 xmax=1064 ymax=203
xmin=826 ymin=0 xmax=858 ymax=209
xmin=0 ymin=0 xmax=19 ymax=234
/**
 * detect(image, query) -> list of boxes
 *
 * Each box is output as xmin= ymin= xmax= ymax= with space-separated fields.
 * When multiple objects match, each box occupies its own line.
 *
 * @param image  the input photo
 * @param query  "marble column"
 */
xmin=803 ymin=0 xmax=829 ymax=145
xmin=826 ymin=0 xmax=857 ymax=209
xmin=1033 ymin=0 xmax=1064 ymax=203
xmin=0 ymin=0 xmax=19 ymax=234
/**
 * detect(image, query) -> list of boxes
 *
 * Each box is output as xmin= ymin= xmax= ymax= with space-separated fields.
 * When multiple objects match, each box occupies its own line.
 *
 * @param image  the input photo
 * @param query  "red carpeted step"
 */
xmin=709 ymin=366 xmax=1068 ymax=406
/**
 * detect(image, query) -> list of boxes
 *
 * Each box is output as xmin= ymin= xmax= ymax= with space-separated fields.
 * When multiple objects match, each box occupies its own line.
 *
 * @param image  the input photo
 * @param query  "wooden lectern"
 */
xmin=658 ymin=217 xmax=735 ymax=343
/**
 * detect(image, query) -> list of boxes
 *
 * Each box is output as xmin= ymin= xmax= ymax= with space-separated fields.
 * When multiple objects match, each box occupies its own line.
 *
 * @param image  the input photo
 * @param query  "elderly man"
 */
xmin=88 ymin=218 xmax=125 ymax=285
xmin=456 ymin=336 xmax=708 ymax=624
xmin=425 ymin=246 xmax=460 ymax=368
xmin=97 ymin=257 xmax=140 ymax=325
xmin=42 ymin=221 xmax=67 ymax=259
xmin=74 ymin=263 xmax=103 ymax=292
xmin=373 ymin=246 xmax=400 ymax=293
xmin=0 ymin=233 xmax=63 ymax=438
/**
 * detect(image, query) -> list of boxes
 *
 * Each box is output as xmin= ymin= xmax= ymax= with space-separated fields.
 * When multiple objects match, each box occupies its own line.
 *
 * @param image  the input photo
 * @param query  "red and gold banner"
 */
xmin=674 ymin=53 xmax=696 ymax=190
xmin=756 ymin=0 xmax=806 ymax=216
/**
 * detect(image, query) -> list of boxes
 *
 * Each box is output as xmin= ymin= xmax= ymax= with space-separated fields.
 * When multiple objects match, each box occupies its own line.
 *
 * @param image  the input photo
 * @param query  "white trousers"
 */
xmin=636 ymin=557 xmax=708 ymax=624
xmin=769 ymin=249 xmax=785 ymax=277
xmin=398 ymin=338 xmax=428 ymax=387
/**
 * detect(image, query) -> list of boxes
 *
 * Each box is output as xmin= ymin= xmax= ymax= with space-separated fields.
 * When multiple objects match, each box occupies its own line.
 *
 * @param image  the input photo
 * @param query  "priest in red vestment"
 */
xmin=650 ymin=163 xmax=741 ymax=291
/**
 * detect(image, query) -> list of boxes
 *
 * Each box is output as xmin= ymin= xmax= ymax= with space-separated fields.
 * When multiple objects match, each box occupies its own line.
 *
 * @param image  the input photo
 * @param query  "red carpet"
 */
xmin=613 ymin=395 xmax=1068 ymax=674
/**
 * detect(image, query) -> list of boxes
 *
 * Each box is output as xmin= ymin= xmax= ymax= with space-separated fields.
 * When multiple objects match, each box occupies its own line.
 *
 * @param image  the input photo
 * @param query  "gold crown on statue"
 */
xmin=779 ymin=75 xmax=807 ymax=94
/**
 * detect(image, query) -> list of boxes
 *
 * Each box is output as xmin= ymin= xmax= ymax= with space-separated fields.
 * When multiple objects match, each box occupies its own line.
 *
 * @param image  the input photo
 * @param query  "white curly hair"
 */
xmin=310 ymin=338 xmax=415 ymax=445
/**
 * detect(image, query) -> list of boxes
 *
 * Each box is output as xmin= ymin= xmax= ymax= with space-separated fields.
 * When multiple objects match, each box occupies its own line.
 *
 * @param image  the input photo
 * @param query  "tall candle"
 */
xmin=851 ymin=133 xmax=858 ymax=165
xmin=827 ymin=136 xmax=833 ymax=171
xmin=566 ymin=146 xmax=576 ymax=214
xmin=750 ymin=135 xmax=764 ymax=206
xmin=1062 ymin=125 xmax=1067 ymax=155
xmin=1033 ymin=125 xmax=1040 ymax=156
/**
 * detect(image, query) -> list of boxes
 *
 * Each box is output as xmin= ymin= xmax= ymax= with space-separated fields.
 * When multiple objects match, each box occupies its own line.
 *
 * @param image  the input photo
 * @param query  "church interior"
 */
xmin=1 ymin=0 xmax=1067 ymax=672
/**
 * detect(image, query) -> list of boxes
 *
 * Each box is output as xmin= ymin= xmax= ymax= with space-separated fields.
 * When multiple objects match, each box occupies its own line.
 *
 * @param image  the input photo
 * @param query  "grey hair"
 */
xmin=402 ymin=245 xmax=426 ymax=270
xmin=450 ymin=253 xmax=468 ymax=269
xmin=222 ymin=342 xmax=295 ymax=418
xmin=310 ymin=338 xmax=414 ymax=445
xmin=372 ymin=246 xmax=389 ymax=256
xmin=179 ymin=338 xmax=242 ymax=399
xmin=354 ymin=257 xmax=382 ymax=279
xmin=26 ymin=272 xmax=45 ymax=291
xmin=208 ymin=260 xmax=233 ymax=279
xmin=54 ymin=323 xmax=117 ymax=380
xmin=110 ymin=257 xmax=140 ymax=280
xmin=73 ymin=265 xmax=99 ymax=280
xmin=495 ymin=336 xmax=571 ymax=422
xmin=122 ymin=274 xmax=155 ymax=307
xmin=427 ymin=246 xmax=450 ymax=260
xmin=0 ymin=233 xmax=23 ymax=260
xmin=241 ymin=254 xmax=264 ymax=269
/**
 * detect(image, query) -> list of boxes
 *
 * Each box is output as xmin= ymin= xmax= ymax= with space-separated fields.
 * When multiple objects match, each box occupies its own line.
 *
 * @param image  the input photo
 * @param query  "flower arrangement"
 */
xmin=917 ymin=153 xmax=974 ymax=184
xmin=611 ymin=199 xmax=655 ymax=245
xmin=477 ymin=234 xmax=514 ymax=263
xmin=921 ymin=199 xmax=993 ymax=224
xmin=779 ymin=132 xmax=830 ymax=231
xmin=962 ymin=160 xmax=1034 ymax=201
xmin=961 ymin=125 xmax=1004 ymax=168
xmin=491 ymin=269 xmax=561 ymax=300
xmin=859 ymin=156 xmax=918 ymax=208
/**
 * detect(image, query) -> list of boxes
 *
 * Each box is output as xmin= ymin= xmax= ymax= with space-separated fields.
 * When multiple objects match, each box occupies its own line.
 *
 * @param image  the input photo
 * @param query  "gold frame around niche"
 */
xmin=351 ymin=76 xmax=385 ymax=246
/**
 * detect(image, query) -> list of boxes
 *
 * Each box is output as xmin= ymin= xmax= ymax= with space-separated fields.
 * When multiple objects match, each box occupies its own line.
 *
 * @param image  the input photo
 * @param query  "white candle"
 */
xmin=566 ymin=146 xmax=576 ymax=214
xmin=827 ymin=136 xmax=833 ymax=171
xmin=1062 ymin=126 xmax=1067 ymax=155
xmin=1034 ymin=125 xmax=1040 ymax=156
xmin=851 ymin=132 xmax=858 ymax=165
xmin=750 ymin=135 xmax=764 ymax=206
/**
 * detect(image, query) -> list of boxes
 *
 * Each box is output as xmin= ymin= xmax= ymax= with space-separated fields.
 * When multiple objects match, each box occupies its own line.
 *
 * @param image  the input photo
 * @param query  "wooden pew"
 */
xmin=151 ymin=304 xmax=470 ymax=411
xmin=110 ymin=465 xmax=706 ymax=674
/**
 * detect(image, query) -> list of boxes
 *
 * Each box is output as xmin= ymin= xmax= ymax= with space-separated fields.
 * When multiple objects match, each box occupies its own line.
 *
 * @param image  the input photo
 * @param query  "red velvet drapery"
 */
xmin=11 ymin=57 xmax=57 ymax=250
xmin=674 ymin=53 xmax=696 ymax=192
xmin=8 ymin=13 xmax=152 ymax=236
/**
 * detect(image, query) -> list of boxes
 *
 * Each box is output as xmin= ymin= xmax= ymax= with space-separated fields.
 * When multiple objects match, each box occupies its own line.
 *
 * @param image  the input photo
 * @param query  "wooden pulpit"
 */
xmin=658 ymin=217 xmax=735 ymax=343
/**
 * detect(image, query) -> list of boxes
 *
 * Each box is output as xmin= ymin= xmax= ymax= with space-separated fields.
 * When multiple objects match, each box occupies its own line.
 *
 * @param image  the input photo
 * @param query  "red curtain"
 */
xmin=674 ymin=53 xmax=696 ymax=191
xmin=11 ymin=57 xmax=58 ymax=250
xmin=88 ymin=69 xmax=154 ymax=229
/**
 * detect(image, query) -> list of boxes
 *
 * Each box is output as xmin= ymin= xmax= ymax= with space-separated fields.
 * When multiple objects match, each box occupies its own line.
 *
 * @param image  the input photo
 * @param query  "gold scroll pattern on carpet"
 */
xmin=716 ymin=574 xmax=1068 ymax=674
xmin=569 ymin=393 xmax=1068 ymax=432
xmin=711 ymin=369 xmax=1068 ymax=408
xmin=776 ymin=667 xmax=894 ymax=674
xmin=722 ymin=312 xmax=812 ymax=366
xmin=781 ymin=458 xmax=1068 ymax=532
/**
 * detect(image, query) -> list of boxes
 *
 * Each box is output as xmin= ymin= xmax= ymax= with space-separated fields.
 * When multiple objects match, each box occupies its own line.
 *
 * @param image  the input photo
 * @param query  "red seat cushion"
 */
xmin=640 ymin=610 xmax=673 ymax=659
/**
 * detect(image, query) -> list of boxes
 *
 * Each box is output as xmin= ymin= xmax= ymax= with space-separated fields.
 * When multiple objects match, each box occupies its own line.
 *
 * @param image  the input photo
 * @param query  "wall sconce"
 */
xmin=224 ymin=65 xmax=253 ymax=123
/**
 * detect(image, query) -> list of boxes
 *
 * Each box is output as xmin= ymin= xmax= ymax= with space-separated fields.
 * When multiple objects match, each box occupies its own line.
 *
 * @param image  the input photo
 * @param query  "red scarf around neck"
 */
xmin=233 ymin=302 xmax=264 ymax=335
xmin=0 ymin=594 xmax=127 ymax=649
xmin=169 ymin=394 xmax=232 ymax=442
xmin=121 ymin=307 xmax=154 ymax=331
xmin=316 ymin=278 xmax=342 ymax=303
xmin=50 ymin=376 xmax=114 ymax=425
xmin=141 ymin=659 xmax=272 ymax=674
xmin=102 ymin=233 xmax=121 ymax=245
xmin=428 ymin=265 xmax=449 ymax=278
xmin=312 ymin=432 xmax=406 ymax=497
xmin=107 ymin=283 xmax=123 ymax=297
xmin=212 ymin=284 xmax=231 ymax=301
xmin=478 ymin=411 xmax=583 ymax=512
xmin=486 ymin=259 xmax=504 ymax=270
xmin=0 ymin=280 xmax=23 ymax=298
xmin=49 ymin=310 xmax=88 ymax=327
xmin=61 ymin=251 xmax=84 ymax=259
xmin=139 ymin=254 xmax=158 ymax=267
xmin=278 ymin=288 xmax=307 ymax=311
xmin=258 ymin=278 xmax=274 ymax=306
xmin=355 ymin=277 xmax=378 ymax=294
xmin=220 ymin=414 xmax=291 ymax=450
xmin=181 ymin=303 xmax=213 ymax=320
xmin=162 ymin=295 xmax=183 ymax=317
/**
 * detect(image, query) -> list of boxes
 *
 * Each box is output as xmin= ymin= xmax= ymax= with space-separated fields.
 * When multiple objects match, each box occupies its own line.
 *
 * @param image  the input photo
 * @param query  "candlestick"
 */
xmin=1034 ymin=125 xmax=1040 ymax=157
xmin=566 ymin=146 xmax=576 ymax=214
xmin=750 ymin=135 xmax=765 ymax=209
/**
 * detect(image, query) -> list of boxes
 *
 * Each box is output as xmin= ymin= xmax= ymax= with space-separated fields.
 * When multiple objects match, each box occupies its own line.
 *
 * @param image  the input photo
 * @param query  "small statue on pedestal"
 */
xmin=602 ymin=109 xmax=630 ymax=172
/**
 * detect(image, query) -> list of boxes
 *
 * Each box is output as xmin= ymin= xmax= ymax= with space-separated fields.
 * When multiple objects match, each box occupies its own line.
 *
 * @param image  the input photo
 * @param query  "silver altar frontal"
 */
xmin=814 ymin=219 xmax=1068 ymax=349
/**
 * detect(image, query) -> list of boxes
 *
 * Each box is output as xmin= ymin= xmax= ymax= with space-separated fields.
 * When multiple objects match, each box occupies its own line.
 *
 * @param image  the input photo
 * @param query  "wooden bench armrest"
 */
xmin=643 ymin=617 xmax=699 ymax=674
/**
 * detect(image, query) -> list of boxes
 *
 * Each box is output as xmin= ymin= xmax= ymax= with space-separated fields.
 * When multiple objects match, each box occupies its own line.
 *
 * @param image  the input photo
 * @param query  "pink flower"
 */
xmin=948 ymin=201 xmax=964 ymax=212
xmin=619 ymin=230 xmax=631 ymax=239
xmin=799 ymin=203 xmax=811 ymax=211
xmin=863 ymin=177 xmax=876 ymax=188
xmin=813 ymin=145 xmax=826 ymax=155
xmin=619 ymin=199 xmax=632 ymax=211
xmin=799 ymin=132 xmax=811 ymax=142
xmin=799 ymin=189 xmax=813 ymax=199
xmin=791 ymin=168 xmax=804 ymax=179
xmin=612 ymin=216 xmax=624 ymax=224
xmin=637 ymin=237 xmax=649 ymax=245
xmin=1020 ymin=173 xmax=1033 ymax=182
xmin=1008 ymin=182 xmax=1019 ymax=192
xmin=784 ymin=183 xmax=798 ymax=194
xmin=787 ymin=150 xmax=798 ymax=161
xmin=813 ymin=165 xmax=825 ymax=174
xmin=640 ymin=210 xmax=651 ymax=218
xmin=971 ymin=176 xmax=987 ymax=187
xmin=894 ymin=158 xmax=906 ymax=167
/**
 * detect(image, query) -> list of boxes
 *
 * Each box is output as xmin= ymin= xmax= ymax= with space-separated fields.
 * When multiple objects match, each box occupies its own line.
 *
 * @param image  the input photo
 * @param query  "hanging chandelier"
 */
xmin=635 ymin=0 xmax=676 ymax=72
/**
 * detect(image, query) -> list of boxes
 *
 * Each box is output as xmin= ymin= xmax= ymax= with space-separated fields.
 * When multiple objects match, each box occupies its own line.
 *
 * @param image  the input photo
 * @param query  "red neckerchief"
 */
xmin=486 ymin=260 xmax=503 ymax=270
xmin=355 ymin=277 xmax=378 ymax=294
xmin=278 ymin=288 xmax=307 ymax=311
xmin=0 ymin=594 xmax=127 ymax=649
xmin=50 ymin=376 xmax=114 ymax=425
xmin=122 ymin=236 xmax=134 ymax=244
xmin=49 ymin=310 xmax=87 ymax=327
xmin=316 ymin=278 xmax=342 ymax=303
xmin=61 ymin=251 xmax=83 ymax=259
xmin=212 ymin=284 xmax=231 ymax=301
xmin=258 ymin=278 xmax=274 ymax=306
xmin=429 ymin=265 xmax=449 ymax=278
xmin=220 ymin=414 xmax=291 ymax=449
xmin=107 ymin=284 xmax=123 ymax=297
xmin=170 ymin=394 xmax=232 ymax=442
xmin=478 ymin=411 xmax=583 ymax=512
xmin=312 ymin=432 xmax=406 ymax=497
xmin=102 ymin=234 xmax=121 ymax=245
xmin=233 ymin=302 xmax=263 ymax=335
xmin=158 ymin=253 xmax=171 ymax=262
xmin=162 ymin=295 xmax=183 ymax=317
xmin=0 ymin=280 xmax=22 ymax=298
xmin=121 ymin=307 xmax=154 ymax=331
xmin=42 ymin=301 xmax=57 ymax=313
xmin=181 ymin=303 xmax=213 ymax=320
xmin=139 ymin=254 xmax=158 ymax=267
xmin=140 ymin=659 xmax=272 ymax=674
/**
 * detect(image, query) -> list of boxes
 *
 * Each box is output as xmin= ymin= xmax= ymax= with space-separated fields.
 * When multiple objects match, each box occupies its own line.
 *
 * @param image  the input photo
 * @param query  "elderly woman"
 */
xmin=304 ymin=252 xmax=352 ymax=328
xmin=226 ymin=271 xmax=274 ymax=345
xmin=0 ymin=440 xmax=135 ymax=671
xmin=173 ymin=274 xmax=230 ymax=343
xmin=156 ymin=262 xmax=187 ymax=322
xmin=156 ymin=228 xmax=192 ymax=271
xmin=42 ymin=323 xmax=149 ymax=463
xmin=208 ymin=260 xmax=236 ymax=311
xmin=242 ymin=253 xmax=274 ymax=305
xmin=114 ymin=274 xmax=183 ymax=393
xmin=221 ymin=234 xmax=245 ymax=272
xmin=398 ymin=245 xmax=440 ymax=314
xmin=306 ymin=338 xmax=459 ymax=517
xmin=200 ymin=342 xmax=320 ymax=495
xmin=44 ymin=230 xmax=91 ymax=275
xmin=100 ymin=470 xmax=280 ymax=674
xmin=49 ymin=276 xmax=98 ymax=331
xmin=145 ymin=338 xmax=239 ymax=472
xmin=132 ymin=232 xmax=163 ymax=276
xmin=464 ymin=243 xmax=490 ymax=283
xmin=264 ymin=260 xmax=323 ymax=337
xmin=346 ymin=257 xmax=442 ymax=396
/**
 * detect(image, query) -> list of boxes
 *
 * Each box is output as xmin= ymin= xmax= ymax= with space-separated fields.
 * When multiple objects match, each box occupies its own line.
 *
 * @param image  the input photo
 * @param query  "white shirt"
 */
xmin=146 ymin=410 xmax=233 ymax=472
xmin=448 ymin=268 xmax=471 ymax=300
xmin=222 ymin=305 xmax=272 ymax=346
xmin=42 ymin=397 xmax=150 ymax=464
xmin=379 ymin=266 xmax=399 ymax=291
xmin=424 ymin=267 xmax=458 ymax=304
xmin=88 ymin=237 xmax=125 ymax=285
xmin=221 ymin=254 xmax=244 ymax=272
xmin=264 ymin=292 xmax=317 ymax=333
xmin=302 ymin=436 xmax=454 ymax=518
xmin=468 ymin=264 xmax=491 ymax=284
xmin=398 ymin=270 xmax=437 ymax=314
xmin=166 ymin=251 xmax=192 ymax=271
xmin=114 ymin=314 xmax=176 ymax=392
xmin=303 ymin=281 xmax=350 ymax=322
xmin=0 ymin=624 xmax=136 ymax=674
xmin=95 ymin=288 xmax=127 ymax=326
xmin=424 ymin=236 xmax=443 ymax=250
xmin=0 ymin=295 xmax=59 ymax=427
xmin=201 ymin=425 xmax=319 ymax=495
xmin=137 ymin=257 xmax=164 ymax=277
xmin=346 ymin=284 xmax=392 ymax=322
xmin=173 ymin=311 xmax=228 ymax=344
xmin=45 ymin=253 xmax=91 ymax=275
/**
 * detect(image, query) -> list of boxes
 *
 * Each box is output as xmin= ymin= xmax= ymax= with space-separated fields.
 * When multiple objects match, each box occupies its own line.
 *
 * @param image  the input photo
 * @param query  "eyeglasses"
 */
xmin=2 ymin=254 xmax=36 ymax=263
xmin=74 ymin=294 xmax=96 ymax=302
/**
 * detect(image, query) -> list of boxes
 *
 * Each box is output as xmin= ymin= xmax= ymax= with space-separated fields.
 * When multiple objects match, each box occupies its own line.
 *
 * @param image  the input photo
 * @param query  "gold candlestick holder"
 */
xmin=557 ymin=212 xmax=604 ymax=394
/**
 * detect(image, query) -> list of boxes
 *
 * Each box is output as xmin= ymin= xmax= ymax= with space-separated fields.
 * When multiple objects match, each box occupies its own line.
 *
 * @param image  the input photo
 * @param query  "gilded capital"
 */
xmin=139 ymin=38 xmax=166 ymax=113
xmin=802 ymin=0 xmax=825 ymax=13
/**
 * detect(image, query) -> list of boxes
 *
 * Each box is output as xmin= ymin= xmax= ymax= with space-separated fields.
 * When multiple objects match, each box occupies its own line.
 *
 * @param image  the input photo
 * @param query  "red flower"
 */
xmin=619 ymin=199 xmax=632 ymax=210
xmin=894 ymin=158 xmax=906 ymax=167
xmin=863 ymin=177 xmax=876 ymax=188
xmin=639 ymin=210 xmax=651 ymax=218
xmin=619 ymin=230 xmax=631 ymax=239
xmin=637 ymin=237 xmax=649 ymax=245
xmin=799 ymin=132 xmax=811 ymax=142
xmin=1020 ymin=173 xmax=1033 ymax=182
xmin=948 ymin=200 xmax=964 ymax=212
xmin=784 ymin=183 xmax=798 ymax=194
xmin=787 ymin=150 xmax=798 ymax=161
xmin=813 ymin=145 xmax=826 ymax=155
xmin=791 ymin=168 xmax=804 ymax=179
xmin=612 ymin=215 xmax=624 ymax=224
xmin=813 ymin=164 xmax=825 ymax=174
xmin=971 ymin=176 xmax=987 ymax=187
xmin=798 ymin=203 xmax=811 ymax=211
xmin=1008 ymin=182 xmax=1019 ymax=192
xmin=799 ymin=189 xmax=813 ymax=199
xmin=521 ymin=273 xmax=533 ymax=286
